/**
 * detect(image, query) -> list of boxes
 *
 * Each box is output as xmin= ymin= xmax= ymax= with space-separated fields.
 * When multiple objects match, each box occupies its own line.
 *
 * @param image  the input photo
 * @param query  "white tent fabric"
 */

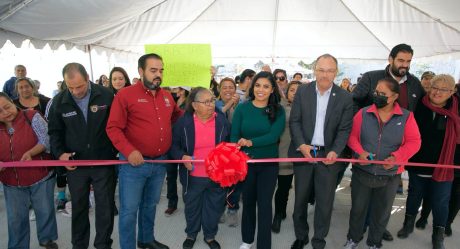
xmin=0 ymin=0 xmax=459 ymax=60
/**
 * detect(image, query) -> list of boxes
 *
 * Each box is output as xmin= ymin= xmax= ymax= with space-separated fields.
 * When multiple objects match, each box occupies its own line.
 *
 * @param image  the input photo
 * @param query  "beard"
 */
xmin=143 ymin=73 xmax=162 ymax=90
xmin=390 ymin=63 xmax=409 ymax=77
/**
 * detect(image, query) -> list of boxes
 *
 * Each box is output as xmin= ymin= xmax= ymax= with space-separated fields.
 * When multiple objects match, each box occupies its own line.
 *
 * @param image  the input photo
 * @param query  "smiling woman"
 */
xmin=231 ymin=71 xmax=285 ymax=249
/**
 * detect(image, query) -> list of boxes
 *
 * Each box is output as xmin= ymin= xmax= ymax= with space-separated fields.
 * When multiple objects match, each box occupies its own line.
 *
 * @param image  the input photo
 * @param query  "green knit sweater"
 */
xmin=230 ymin=101 xmax=285 ymax=159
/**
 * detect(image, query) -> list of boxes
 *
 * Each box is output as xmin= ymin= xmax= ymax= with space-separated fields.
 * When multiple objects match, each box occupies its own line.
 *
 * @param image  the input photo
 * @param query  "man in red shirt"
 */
xmin=106 ymin=53 xmax=182 ymax=249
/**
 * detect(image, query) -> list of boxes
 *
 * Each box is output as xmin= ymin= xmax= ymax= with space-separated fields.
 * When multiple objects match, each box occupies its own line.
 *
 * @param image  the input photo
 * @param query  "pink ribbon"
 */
xmin=1 ymin=158 xmax=459 ymax=169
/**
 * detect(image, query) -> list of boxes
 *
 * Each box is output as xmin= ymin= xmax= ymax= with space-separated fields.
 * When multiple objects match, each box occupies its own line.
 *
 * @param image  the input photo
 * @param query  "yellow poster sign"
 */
xmin=144 ymin=44 xmax=212 ymax=88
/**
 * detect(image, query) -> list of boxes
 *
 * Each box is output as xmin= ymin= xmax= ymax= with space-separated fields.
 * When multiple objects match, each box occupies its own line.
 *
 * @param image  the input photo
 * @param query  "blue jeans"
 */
xmin=406 ymin=172 xmax=452 ymax=227
xmin=118 ymin=154 xmax=167 ymax=249
xmin=3 ymin=176 xmax=57 ymax=249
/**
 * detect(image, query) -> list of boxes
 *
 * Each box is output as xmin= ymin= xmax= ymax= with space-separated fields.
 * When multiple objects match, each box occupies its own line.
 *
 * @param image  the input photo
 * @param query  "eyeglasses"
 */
xmin=194 ymin=99 xmax=216 ymax=106
xmin=315 ymin=69 xmax=337 ymax=75
xmin=275 ymin=76 xmax=286 ymax=81
xmin=373 ymin=91 xmax=389 ymax=97
xmin=431 ymin=86 xmax=454 ymax=94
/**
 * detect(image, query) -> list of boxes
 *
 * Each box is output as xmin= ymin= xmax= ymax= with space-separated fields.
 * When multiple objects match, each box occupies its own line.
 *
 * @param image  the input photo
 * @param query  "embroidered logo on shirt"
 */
xmin=138 ymin=98 xmax=148 ymax=103
xmin=90 ymin=105 xmax=108 ymax=113
xmin=397 ymin=122 xmax=402 ymax=126
xmin=62 ymin=111 xmax=77 ymax=118
xmin=412 ymin=94 xmax=417 ymax=98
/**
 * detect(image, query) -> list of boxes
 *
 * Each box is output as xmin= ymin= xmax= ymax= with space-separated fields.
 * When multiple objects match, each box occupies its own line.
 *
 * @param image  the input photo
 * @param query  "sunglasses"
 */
xmin=275 ymin=76 xmax=286 ymax=81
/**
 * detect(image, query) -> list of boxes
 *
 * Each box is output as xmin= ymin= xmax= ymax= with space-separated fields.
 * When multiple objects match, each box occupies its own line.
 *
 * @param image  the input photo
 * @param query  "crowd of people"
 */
xmin=0 ymin=43 xmax=459 ymax=249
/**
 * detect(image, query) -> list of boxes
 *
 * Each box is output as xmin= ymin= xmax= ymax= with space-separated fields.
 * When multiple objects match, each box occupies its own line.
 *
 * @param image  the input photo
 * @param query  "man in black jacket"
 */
xmin=353 ymin=43 xmax=424 ymax=113
xmin=352 ymin=43 xmax=424 ymax=242
xmin=48 ymin=63 xmax=117 ymax=249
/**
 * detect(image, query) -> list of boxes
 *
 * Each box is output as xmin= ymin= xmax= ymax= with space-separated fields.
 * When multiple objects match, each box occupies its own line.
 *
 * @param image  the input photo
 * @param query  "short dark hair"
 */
xmin=109 ymin=67 xmax=131 ymax=93
xmin=378 ymin=77 xmax=400 ymax=94
xmin=247 ymin=71 xmax=281 ymax=123
xmin=287 ymin=80 xmax=302 ymax=92
xmin=0 ymin=92 xmax=14 ymax=103
xmin=389 ymin=43 xmax=413 ymax=59
xmin=293 ymin=72 xmax=303 ymax=79
xmin=314 ymin=54 xmax=338 ymax=70
xmin=273 ymin=69 xmax=287 ymax=79
xmin=186 ymin=87 xmax=211 ymax=113
xmin=138 ymin=53 xmax=163 ymax=70
xmin=62 ymin=63 xmax=89 ymax=80
xmin=240 ymin=69 xmax=256 ymax=83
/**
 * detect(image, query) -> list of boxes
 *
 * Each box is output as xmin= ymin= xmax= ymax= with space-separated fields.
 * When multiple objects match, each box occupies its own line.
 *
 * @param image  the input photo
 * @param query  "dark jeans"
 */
xmin=184 ymin=176 xmax=226 ymax=240
xmin=347 ymin=168 xmax=400 ymax=248
xmin=274 ymin=174 xmax=294 ymax=216
xmin=227 ymin=182 xmax=243 ymax=211
xmin=448 ymin=176 xmax=460 ymax=224
xmin=405 ymin=172 xmax=452 ymax=227
xmin=241 ymin=163 xmax=278 ymax=249
xmin=293 ymin=151 xmax=343 ymax=249
xmin=166 ymin=164 xmax=179 ymax=208
xmin=67 ymin=167 xmax=115 ymax=249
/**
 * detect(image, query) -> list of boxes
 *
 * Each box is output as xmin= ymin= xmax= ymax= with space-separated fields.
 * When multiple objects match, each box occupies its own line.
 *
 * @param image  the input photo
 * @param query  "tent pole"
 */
xmin=87 ymin=45 xmax=94 ymax=82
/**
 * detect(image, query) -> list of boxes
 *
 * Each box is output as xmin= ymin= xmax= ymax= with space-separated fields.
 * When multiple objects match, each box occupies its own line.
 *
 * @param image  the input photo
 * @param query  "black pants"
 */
xmin=67 ymin=167 xmax=115 ymax=249
xmin=184 ymin=176 xmax=226 ymax=240
xmin=241 ymin=163 xmax=278 ymax=249
xmin=347 ymin=168 xmax=400 ymax=248
xmin=56 ymin=167 xmax=68 ymax=188
xmin=274 ymin=174 xmax=293 ymax=216
xmin=293 ymin=156 xmax=343 ymax=249
xmin=166 ymin=164 xmax=179 ymax=208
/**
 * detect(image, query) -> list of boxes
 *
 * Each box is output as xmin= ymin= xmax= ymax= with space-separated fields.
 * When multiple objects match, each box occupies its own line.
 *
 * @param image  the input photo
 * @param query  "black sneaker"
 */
xmin=39 ymin=241 xmax=58 ymax=249
xmin=182 ymin=238 xmax=195 ymax=249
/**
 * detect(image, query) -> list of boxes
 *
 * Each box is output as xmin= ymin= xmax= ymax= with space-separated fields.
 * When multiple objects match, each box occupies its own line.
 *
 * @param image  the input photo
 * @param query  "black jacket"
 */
xmin=353 ymin=65 xmax=424 ymax=113
xmin=408 ymin=98 xmax=460 ymax=176
xmin=48 ymin=83 xmax=117 ymax=161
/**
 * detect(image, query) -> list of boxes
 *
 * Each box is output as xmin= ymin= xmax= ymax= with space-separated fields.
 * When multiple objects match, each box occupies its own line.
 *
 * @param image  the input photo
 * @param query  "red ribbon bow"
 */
xmin=205 ymin=142 xmax=249 ymax=187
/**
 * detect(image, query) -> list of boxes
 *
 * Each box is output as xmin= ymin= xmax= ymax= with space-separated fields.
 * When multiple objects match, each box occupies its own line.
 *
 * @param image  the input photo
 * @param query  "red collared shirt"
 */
xmin=106 ymin=83 xmax=183 ymax=158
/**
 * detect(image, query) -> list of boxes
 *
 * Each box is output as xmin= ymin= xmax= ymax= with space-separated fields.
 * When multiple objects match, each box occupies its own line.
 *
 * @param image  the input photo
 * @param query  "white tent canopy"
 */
xmin=1 ymin=0 xmax=460 ymax=61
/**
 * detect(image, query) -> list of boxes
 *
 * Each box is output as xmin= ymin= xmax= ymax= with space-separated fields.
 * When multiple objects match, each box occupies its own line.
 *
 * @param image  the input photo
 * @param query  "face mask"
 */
xmin=373 ymin=95 xmax=389 ymax=108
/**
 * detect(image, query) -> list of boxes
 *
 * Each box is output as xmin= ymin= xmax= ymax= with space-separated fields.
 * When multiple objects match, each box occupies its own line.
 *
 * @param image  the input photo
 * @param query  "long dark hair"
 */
xmin=109 ymin=67 xmax=131 ymax=94
xmin=247 ymin=71 xmax=281 ymax=123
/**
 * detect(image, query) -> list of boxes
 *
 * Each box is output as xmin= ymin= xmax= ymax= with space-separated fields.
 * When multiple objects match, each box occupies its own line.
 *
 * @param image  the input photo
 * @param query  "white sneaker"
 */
xmin=343 ymin=239 xmax=358 ymax=249
xmin=239 ymin=242 xmax=253 ymax=249
xmin=29 ymin=210 xmax=36 ymax=221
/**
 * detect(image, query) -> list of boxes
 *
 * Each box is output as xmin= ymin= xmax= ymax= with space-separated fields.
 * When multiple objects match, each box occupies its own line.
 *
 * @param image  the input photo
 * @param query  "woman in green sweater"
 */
xmin=232 ymin=71 xmax=285 ymax=249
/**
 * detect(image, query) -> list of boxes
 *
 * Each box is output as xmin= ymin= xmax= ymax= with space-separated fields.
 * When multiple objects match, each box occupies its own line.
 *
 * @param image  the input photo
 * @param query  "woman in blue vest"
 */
xmin=343 ymin=77 xmax=421 ymax=249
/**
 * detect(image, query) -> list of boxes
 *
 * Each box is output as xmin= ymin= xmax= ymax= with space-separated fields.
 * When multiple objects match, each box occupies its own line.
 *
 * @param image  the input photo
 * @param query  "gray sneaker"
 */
xmin=343 ymin=239 xmax=358 ymax=249
xmin=219 ymin=212 xmax=225 ymax=223
xmin=227 ymin=210 xmax=238 ymax=227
